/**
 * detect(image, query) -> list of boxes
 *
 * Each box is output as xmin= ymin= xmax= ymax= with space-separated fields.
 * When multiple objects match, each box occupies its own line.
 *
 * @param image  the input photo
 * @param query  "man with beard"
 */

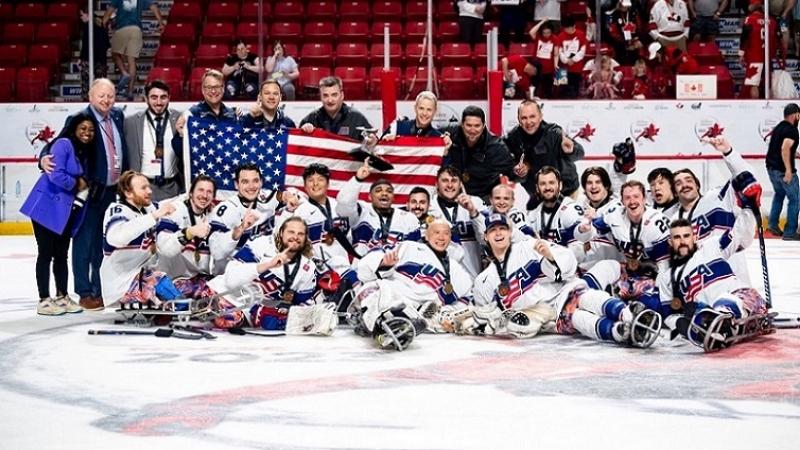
xmin=100 ymin=171 xmax=179 ymax=308
xmin=504 ymin=100 xmax=585 ymax=207
xmin=351 ymin=219 xmax=474 ymax=351
xmin=242 ymin=80 xmax=297 ymax=131
xmin=428 ymin=166 xmax=488 ymax=276
xmin=440 ymin=106 xmax=515 ymax=199
xmin=464 ymin=214 xmax=660 ymax=347
xmin=405 ymin=187 xmax=433 ymax=226
xmin=474 ymin=183 xmax=535 ymax=244
xmin=208 ymin=163 xmax=293 ymax=274
xmin=647 ymin=168 xmax=680 ymax=216
xmin=155 ymin=175 xmax=216 ymax=297
xmin=527 ymin=167 xmax=585 ymax=260
xmin=671 ymin=136 xmax=758 ymax=284
xmin=577 ymin=181 xmax=671 ymax=317
xmin=389 ymin=91 xmax=442 ymax=137
xmin=656 ymin=206 xmax=769 ymax=352
xmin=577 ymin=166 xmax=626 ymax=270
xmin=124 ymin=80 xmax=184 ymax=201
xmin=336 ymin=159 xmax=421 ymax=257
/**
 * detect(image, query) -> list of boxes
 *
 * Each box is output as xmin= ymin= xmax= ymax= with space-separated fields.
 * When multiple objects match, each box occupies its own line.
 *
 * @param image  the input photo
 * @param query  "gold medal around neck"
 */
xmin=671 ymin=297 xmax=683 ymax=310
xmin=498 ymin=282 xmax=510 ymax=297
xmin=154 ymin=146 xmax=164 ymax=159
xmin=462 ymin=173 xmax=470 ymax=183
xmin=282 ymin=290 xmax=295 ymax=303
xmin=443 ymin=281 xmax=454 ymax=294
xmin=194 ymin=249 xmax=201 ymax=263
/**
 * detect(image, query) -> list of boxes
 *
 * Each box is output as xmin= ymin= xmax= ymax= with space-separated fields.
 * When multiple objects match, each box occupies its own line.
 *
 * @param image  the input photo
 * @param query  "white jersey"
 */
xmin=273 ymin=196 xmax=352 ymax=276
xmin=100 ymin=201 xmax=158 ymax=305
xmin=576 ymin=196 xmax=624 ymax=270
xmin=652 ymin=199 xmax=680 ymax=218
xmin=335 ymin=177 xmax=421 ymax=257
xmin=155 ymin=200 xmax=211 ymax=278
xmin=208 ymin=190 xmax=279 ymax=274
xmin=474 ymin=207 xmax=535 ymax=246
xmin=473 ymin=241 xmax=578 ymax=312
xmin=528 ymin=196 xmax=585 ymax=266
xmin=657 ymin=209 xmax=756 ymax=307
xmin=428 ymin=193 xmax=489 ymax=276
xmin=358 ymin=241 xmax=474 ymax=306
xmin=576 ymin=206 xmax=671 ymax=275
xmin=211 ymin=235 xmax=317 ymax=305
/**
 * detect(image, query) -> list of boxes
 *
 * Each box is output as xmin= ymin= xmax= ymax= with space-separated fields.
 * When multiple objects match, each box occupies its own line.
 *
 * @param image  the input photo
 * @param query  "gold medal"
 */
xmin=323 ymin=232 xmax=334 ymax=245
xmin=671 ymin=297 xmax=683 ymax=310
xmin=194 ymin=249 xmax=201 ymax=263
xmin=462 ymin=173 xmax=470 ymax=183
xmin=443 ymin=281 xmax=454 ymax=294
xmin=583 ymin=242 xmax=592 ymax=253
xmin=425 ymin=215 xmax=434 ymax=224
xmin=282 ymin=290 xmax=295 ymax=303
xmin=498 ymin=282 xmax=510 ymax=297
xmin=154 ymin=146 xmax=164 ymax=159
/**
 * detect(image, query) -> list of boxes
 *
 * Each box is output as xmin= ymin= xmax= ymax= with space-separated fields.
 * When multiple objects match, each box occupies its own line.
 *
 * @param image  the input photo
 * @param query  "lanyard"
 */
xmin=628 ymin=220 xmax=644 ymax=259
xmin=437 ymin=197 xmax=459 ymax=225
xmin=145 ymin=111 xmax=168 ymax=147
xmin=428 ymin=244 xmax=451 ymax=283
xmin=670 ymin=260 xmax=689 ymax=301
xmin=282 ymin=255 xmax=301 ymax=291
xmin=308 ymin=197 xmax=333 ymax=230
xmin=378 ymin=209 xmax=394 ymax=242
xmin=540 ymin=198 xmax=562 ymax=238
xmin=490 ymin=245 xmax=512 ymax=283
xmin=678 ymin=196 xmax=702 ymax=222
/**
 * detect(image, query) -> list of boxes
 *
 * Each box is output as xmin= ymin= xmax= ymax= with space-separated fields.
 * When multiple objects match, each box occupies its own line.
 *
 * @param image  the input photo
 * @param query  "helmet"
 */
xmin=688 ymin=308 xmax=735 ymax=352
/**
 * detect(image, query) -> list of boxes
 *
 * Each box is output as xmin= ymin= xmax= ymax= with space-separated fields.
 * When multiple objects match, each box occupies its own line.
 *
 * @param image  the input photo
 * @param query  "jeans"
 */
xmin=768 ymin=169 xmax=799 ymax=236
xmin=72 ymin=186 xmax=115 ymax=298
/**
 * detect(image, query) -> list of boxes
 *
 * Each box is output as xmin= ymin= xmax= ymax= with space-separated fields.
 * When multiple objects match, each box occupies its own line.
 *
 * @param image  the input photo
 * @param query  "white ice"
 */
xmin=0 ymin=235 xmax=799 ymax=450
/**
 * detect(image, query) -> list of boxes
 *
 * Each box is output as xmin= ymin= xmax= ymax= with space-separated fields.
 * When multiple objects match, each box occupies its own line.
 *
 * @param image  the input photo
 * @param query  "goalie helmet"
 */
xmin=612 ymin=138 xmax=636 ymax=175
xmin=688 ymin=308 xmax=735 ymax=352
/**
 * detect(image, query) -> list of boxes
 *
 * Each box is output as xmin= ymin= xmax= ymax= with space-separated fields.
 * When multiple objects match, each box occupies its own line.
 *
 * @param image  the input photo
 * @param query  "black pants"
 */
xmin=458 ymin=16 xmax=484 ymax=47
xmin=32 ymin=220 xmax=72 ymax=299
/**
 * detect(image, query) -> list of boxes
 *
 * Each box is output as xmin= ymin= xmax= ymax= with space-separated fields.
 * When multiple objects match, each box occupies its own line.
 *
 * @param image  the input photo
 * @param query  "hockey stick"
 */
xmin=171 ymin=324 xmax=217 ymax=340
xmin=752 ymin=208 xmax=772 ymax=309
xmin=88 ymin=328 xmax=203 ymax=340
xmin=228 ymin=328 xmax=285 ymax=337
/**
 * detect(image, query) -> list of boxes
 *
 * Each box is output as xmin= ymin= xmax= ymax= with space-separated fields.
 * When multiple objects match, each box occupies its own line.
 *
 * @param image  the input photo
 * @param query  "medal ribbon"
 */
xmin=282 ymin=254 xmax=302 ymax=296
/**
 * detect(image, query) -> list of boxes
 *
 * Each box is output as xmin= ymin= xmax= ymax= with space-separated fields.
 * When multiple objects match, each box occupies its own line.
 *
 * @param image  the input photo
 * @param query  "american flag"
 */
xmin=185 ymin=118 xmax=446 ymax=203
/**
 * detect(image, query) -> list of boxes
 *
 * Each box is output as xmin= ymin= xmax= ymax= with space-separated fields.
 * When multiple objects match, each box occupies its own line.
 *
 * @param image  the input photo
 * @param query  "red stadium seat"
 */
xmin=47 ymin=3 xmax=80 ymax=27
xmin=161 ymin=22 xmax=197 ymax=46
xmin=370 ymin=43 xmax=402 ymax=67
xmin=299 ymin=66 xmax=333 ymax=98
xmin=304 ymin=22 xmax=336 ymax=41
xmin=270 ymin=22 xmax=303 ymax=45
xmin=155 ymin=44 xmax=191 ymax=69
xmin=405 ymin=66 xmax=437 ymax=98
xmin=437 ymin=22 xmax=461 ymax=42
xmin=437 ymin=2 xmax=458 ymax=21
xmin=147 ymin=67 xmax=185 ymax=100
xmin=3 ymin=23 xmax=36 ymax=44
xmin=508 ymin=42 xmax=534 ymax=56
xmin=371 ymin=21 xmax=402 ymax=43
xmin=338 ymin=21 xmax=370 ymax=43
xmin=240 ymin=2 xmax=272 ymax=21
xmin=0 ymin=4 xmax=14 ymax=23
xmin=0 ymin=44 xmax=27 ymax=67
xmin=406 ymin=1 xmax=429 ymax=20
xmin=16 ymin=67 xmax=50 ymax=102
xmin=563 ymin=1 xmax=589 ymax=19
xmin=236 ymin=22 xmax=269 ymax=46
xmin=195 ymin=44 xmax=229 ymax=69
xmin=273 ymin=2 xmax=305 ymax=21
xmin=441 ymin=66 xmax=475 ymax=99
xmin=440 ymin=43 xmax=473 ymax=67
xmin=473 ymin=42 xmax=506 ymax=66
xmin=36 ymin=23 xmax=71 ymax=49
xmin=476 ymin=66 xmax=488 ymax=98
xmin=336 ymin=43 xmax=368 ymax=66
xmin=373 ymin=1 xmax=403 ymax=20
xmin=0 ymin=67 xmax=16 ymax=101
xmin=405 ymin=43 xmax=436 ymax=65
xmin=369 ymin=66 xmax=401 ymax=100
xmin=307 ymin=2 xmax=337 ymax=21
xmin=339 ymin=1 xmax=370 ymax=21
xmin=300 ymin=43 xmax=334 ymax=66
xmin=698 ymin=65 xmax=734 ymax=99
xmin=14 ymin=3 xmax=47 ymax=22
xmin=688 ymin=41 xmax=724 ymax=65
xmin=27 ymin=44 xmax=61 ymax=73
xmin=405 ymin=21 xmax=428 ymax=42
xmin=335 ymin=66 xmax=368 ymax=99
xmin=206 ymin=2 xmax=240 ymax=23
xmin=585 ymin=42 xmax=612 ymax=59
xmin=202 ymin=22 xmax=235 ymax=44
xmin=188 ymin=66 xmax=212 ymax=100
xmin=168 ymin=2 xmax=203 ymax=25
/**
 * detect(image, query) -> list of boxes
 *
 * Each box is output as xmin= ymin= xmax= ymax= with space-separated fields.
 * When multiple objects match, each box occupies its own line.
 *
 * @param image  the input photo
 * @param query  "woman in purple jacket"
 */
xmin=21 ymin=113 xmax=95 ymax=316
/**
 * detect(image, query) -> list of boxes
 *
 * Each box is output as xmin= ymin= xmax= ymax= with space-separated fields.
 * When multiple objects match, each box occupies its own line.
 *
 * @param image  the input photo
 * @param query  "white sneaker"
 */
xmin=37 ymin=298 xmax=66 ymax=316
xmin=54 ymin=295 xmax=83 ymax=314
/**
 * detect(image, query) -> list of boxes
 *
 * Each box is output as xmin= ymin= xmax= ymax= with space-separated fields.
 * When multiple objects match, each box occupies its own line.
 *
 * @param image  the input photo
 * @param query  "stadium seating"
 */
xmin=167 ymin=2 xmax=204 ymax=25
xmin=0 ymin=67 xmax=15 ymax=102
xmin=270 ymin=22 xmax=303 ymax=46
xmin=202 ymin=22 xmax=236 ymax=45
xmin=299 ymin=66 xmax=333 ymax=98
xmin=206 ymin=2 xmax=240 ymax=24
xmin=3 ymin=23 xmax=36 ymax=45
xmin=371 ymin=21 xmax=403 ymax=43
xmin=161 ymin=22 xmax=197 ymax=46
xmin=36 ymin=23 xmax=71 ymax=50
xmin=0 ymin=44 xmax=27 ymax=68
xmin=155 ymin=44 xmax=191 ymax=70
xmin=0 ymin=3 xmax=14 ymax=22
xmin=405 ymin=21 xmax=429 ymax=42
xmin=373 ymin=2 xmax=404 ymax=21
xmin=338 ymin=22 xmax=371 ymax=43
xmin=27 ymin=44 xmax=61 ymax=74
xmin=301 ymin=43 xmax=334 ymax=66
xmin=13 ymin=3 xmax=47 ymax=23
xmin=307 ymin=2 xmax=337 ymax=21
xmin=304 ymin=22 xmax=336 ymax=42
xmin=441 ymin=66 xmax=475 ymax=99
xmin=194 ymin=44 xmax=230 ymax=69
xmin=370 ymin=43 xmax=403 ymax=67
xmin=147 ymin=67 xmax=185 ymax=100
xmin=336 ymin=43 xmax=369 ymax=66
xmin=239 ymin=2 xmax=272 ymax=21
xmin=440 ymin=43 xmax=473 ymax=67
xmin=16 ymin=67 xmax=50 ymax=102
xmin=699 ymin=65 xmax=734 ymax=99
xmin=437 ymin=22 xmax=461 ymax=43
xmin=236 ymin=22 xmax=268 ymax=47
xmin=188 ymin=66 xmax=210 ymax=100
xmin=688 ymin=41 xmax=724 ymax=65
xmin=369 ymin=66 xmax=401 ymax=99
xmin=406 ymin=1 xmax=430 ymax=20
xmin=335 ymin=66 xmax=368 ymax=99
xmin=339 ymin=1 xmax=370 ymax=21
xmin=273 ymin=2 xmax=305 ymax=21
xmin=405 ymin=66 xmax=437 ymax=98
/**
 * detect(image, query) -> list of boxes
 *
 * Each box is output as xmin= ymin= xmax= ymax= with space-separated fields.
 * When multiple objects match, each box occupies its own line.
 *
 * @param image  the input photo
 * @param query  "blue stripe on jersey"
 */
xmin=156 ymin=218 xmax=180 ymax=233
xmin=693 ymin=207 xmax=735 ymax=240
xmin=558 ymin=222 xmax=579 ymax=245
xmin=678 ymin=258 xmax=735 ymax=300
xmin=233 ymin=245 xmax=258 ymax=263
xmin=648 ymin=236 xmax=671 ymax=262
xmin=596 ymin=317 xmax=615 ymax=341
xmin=519 ymin=224 xmax=536 ymax=237
xmin=395 ymin=262 xmax=460 ymax=305
xmin=103 ymin=216 xmax=129 ymax=235
xmin=602 ymin=298 xmax=625 ymax=320
xmin=353 ymin=223 xmax=409 ymax=245
xmin=102 ymin=231 xmax=152 ymax=254
xmin=713 ymin=298 xmax=742 ymax=319
xmin=491 ymin=259 xmax=547 ymax=306
xmin=307 ymin=221 xmax=325 ymax=243
xmin=592 ymin=216 xmax=612 ymax=234
xmin=209 ymin=220 xmax=230 ymax=234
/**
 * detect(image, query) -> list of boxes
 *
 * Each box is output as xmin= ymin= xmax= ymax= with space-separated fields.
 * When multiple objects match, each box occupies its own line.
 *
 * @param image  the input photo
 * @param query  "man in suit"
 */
xmin=124 ymin=80 xmax=184 ymax=201
xmin=41 ymin=78 xmax=128 ymax=310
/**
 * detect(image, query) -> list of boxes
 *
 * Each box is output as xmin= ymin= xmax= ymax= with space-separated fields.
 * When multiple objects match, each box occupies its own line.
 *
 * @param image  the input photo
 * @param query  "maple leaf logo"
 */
xmin=700 ymin=123 xmax=725 ymax=139
xmin=635 ymin=123 xmax=660 ymax=142
xmin=29 ymin=125 xmax=55 ymax=145
xmin=572 ymin=123 xmax=596 ymax=142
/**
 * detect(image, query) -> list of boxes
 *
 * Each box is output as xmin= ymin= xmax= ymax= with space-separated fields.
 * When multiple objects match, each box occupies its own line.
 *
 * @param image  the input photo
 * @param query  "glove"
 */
xmin=250 ymin=304 xmax=289 ymax=330
xmin=612 ymin=139 xmax=636 ymax=174
xmin=732 ymin=171 xmax=762 ymax=210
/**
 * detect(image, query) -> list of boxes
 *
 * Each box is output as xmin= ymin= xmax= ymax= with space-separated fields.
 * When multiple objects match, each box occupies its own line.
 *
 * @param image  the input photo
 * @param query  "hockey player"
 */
xmin=155 ymin=175 xmax=216 ymax=298
xmin=657 ymin=186 xmax=769 ymax=352
xmin=208 ymin=163 xmax=296 ymax=274
xmin=406 ymin=186 xmax=433 ymax=226
xmin=576 ymin=167 xmax=625 ymax=270
xmin=335 ymin=158 xmax=421 ymax=257
xmin=671 ymin=136 xmax=758 ymax=284
xmin=473 ymin=183 xmax=535 ymax=243
xmin=100 ymin=171 xmax=181 ymax=308
xmin=428 ymin=166 xmax=488 ymax=276
xmin=466 ymin=214 xmax=660 ymax=347
xmin=647 ymin=168 xmax=679 ymax=217
xmin=352 ymin=219 xmax=474 ymax=351
xmin=527 ymin=166 xmax=585 ymax=260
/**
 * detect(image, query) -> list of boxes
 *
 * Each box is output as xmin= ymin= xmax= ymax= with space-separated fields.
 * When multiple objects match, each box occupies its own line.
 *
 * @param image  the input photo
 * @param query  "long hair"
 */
xmin=43 ymin=112 xmax=96 ymax=160
xmin=274 ymin=216 xmax=313 ymax=259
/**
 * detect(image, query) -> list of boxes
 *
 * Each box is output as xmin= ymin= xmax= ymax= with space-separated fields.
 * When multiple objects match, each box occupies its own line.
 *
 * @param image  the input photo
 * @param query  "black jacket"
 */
xmin=504 ymin=121 xmax=585 ymax=196
xmin=442 ymin=124 xmax=515 ymax=199
xmin=299 ymin=104 xmax=372 ymax=141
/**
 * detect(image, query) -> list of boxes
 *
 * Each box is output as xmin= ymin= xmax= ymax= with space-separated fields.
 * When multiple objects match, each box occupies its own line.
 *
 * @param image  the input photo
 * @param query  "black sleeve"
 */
xmin=487 ymin=136 xmax=516 ymax=178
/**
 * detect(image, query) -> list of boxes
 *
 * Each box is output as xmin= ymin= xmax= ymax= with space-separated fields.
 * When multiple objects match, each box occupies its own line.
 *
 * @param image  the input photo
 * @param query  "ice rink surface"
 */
xmin=1 ymin=235 xmax=799 ymax=450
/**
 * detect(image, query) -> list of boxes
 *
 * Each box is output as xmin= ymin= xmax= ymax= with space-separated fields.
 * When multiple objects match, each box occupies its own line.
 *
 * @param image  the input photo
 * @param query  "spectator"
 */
xmin=79 ymin=9 xmax=110 ymax=100
xmin=793 ymin=0 xmax=800 ymax=57
xmin=557 ymin=16 xmax=588 ymax=99
xmin=586 ymin=55 xmax=622 ymax=99
xmin=440 ymin=106 xmax=515 ymax=200
xmin=649 ymin=0 xmax=691 ymax=52
xmin=606 ymin=0 xmax=646 ymax=65
xmin=741 ymin=0 xmax=779 ymax=99
xmin=765 ymin=103 xmax=800 ymax=240
xmin=648 ymin=41 xmax=700 ymax=74
xmin=176 ymin=69 xmax=239 ymax=137
xmin=688 ymin=0 xmax=729 ymax=42
xmin=102 ymin=0 xmax=165 ymax=99
xmin=630 ymin=58 xmax=655 ymax=99
xmin=498 ymin=0 xmax=533 ymax=47
xmin=768 ymin=0 xmax=795 ymax=58
xmin=503 ymin=100 xmax=584 ymax=206
xmin=242 ymin=80 xmax=297 ymax=130
xmin=123 ymin=80 xmax=184 ymax=201
xmin=264 ymin=41 xmax=299 ymax=101
xmin=529 ymin=20 xmax=560 ymax=98
xmin=501 ymin=54 xmax=538 ymax=99
xmin=456 ymin=1 xmax=487 ymax=47
xmin=534 ymin=0 xmax=565 ymax=30
xmin=222 ymin=39 xmax=261 ymax=100
xmin=299 ymin=76 xmax=374 ymax=142
xmin=389 ymin=91 xmax=443 ymax=137
xmin=21 ymin=113 xmax=95 ymax=316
